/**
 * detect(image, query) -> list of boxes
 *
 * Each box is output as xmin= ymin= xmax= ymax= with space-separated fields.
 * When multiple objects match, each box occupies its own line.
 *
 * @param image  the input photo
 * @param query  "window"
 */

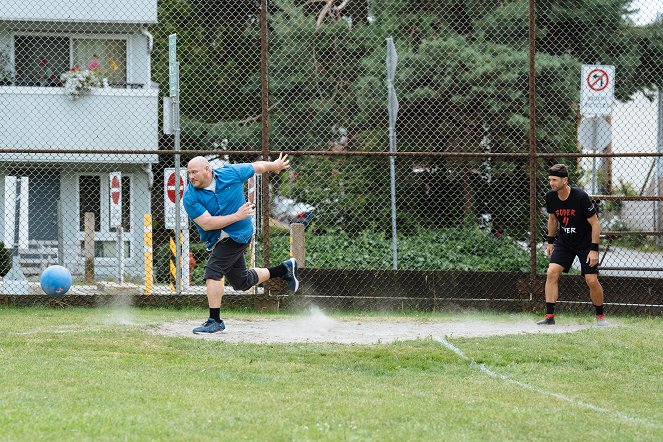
xmin=95 ymin=241 xmax=130 ymax=258
xmin=79 ymin=175 xmax=101 ymax=232
xmin=14 ymin=35 xmax=69 ymax=86
xmin=73 ymin=39 xmax=127 ymax=85
xmin=13 ymin=35 xmax=127 ymax=87
xmin=110 ymin=176 xmax=131 ymax=232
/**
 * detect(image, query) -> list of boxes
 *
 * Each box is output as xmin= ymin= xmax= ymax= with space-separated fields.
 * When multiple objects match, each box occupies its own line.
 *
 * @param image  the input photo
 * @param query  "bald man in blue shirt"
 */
xmin=183 ymin=153 xmax=299 ymax=333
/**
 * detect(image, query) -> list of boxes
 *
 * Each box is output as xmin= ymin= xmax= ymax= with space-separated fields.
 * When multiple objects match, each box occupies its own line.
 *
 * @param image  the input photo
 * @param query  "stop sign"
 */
xmin=111 ymin=175 xmax=121 ymax=204
xmin=166 ymin=172 xmax=185 ymax=203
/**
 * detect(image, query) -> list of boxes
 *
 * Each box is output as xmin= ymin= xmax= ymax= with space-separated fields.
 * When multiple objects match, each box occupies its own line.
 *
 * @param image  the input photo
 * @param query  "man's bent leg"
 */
xmin=249 ymin=259 xmax=299 ymax=292
xmin=206 ymin=277 xmax=224 ymax=308
xmin=254 ymin=268 xmax=270 ymax=284
xmin=585 ymin=274 xmax=607 ymax=325
xmin=585 ymin=274 xmax=604 ymax=305
xmin=545 ymin=263 xmax=564 ymax=303
xmin=538 ymin=263 xmax=564 ymax=325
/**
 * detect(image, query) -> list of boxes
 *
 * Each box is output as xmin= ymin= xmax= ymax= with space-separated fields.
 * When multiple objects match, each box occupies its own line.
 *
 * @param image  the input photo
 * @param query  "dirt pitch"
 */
xmin=151 ymin=311 xmax=595 ymax=344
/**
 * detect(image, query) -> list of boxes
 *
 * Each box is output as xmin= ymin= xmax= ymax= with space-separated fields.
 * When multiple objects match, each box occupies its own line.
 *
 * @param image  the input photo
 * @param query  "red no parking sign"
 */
xmin=164 ymin=168 xmax=188 ymax=229
xmin=166 ymin=172 xmax=184 ymax=203
xmin=109 ymin=172 xmax=122 ymax=228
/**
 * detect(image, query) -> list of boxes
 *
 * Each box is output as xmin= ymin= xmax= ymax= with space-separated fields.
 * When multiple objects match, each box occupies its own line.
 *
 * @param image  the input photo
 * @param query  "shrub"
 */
xmin=266 ymin=226 xmax=549 ymax=273
xmin=155 ymin=242 xmax=208 ymax=284
xmin=155 ymin=227 xmax=549 ymax=286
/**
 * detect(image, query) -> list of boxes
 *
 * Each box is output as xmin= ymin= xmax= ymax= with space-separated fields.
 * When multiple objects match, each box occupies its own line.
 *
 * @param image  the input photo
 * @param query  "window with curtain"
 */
xmin=73 ymin=38 xmax=127 ymax=86
xmin=14 ymin=35 xmax=69 ymax=86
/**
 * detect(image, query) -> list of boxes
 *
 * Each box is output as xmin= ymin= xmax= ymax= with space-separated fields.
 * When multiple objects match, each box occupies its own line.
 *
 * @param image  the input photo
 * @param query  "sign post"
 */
xmin=657 ymin=89 xmax=663 ymax=244
xmin=386 ymin=37 xmax=399 ymax=270
xmin=169 ymin=34 xmax=184 ymax=293
xmin=164 ymin=168 xmax=189 ymax=292
xmin=248 ymin=174 xmax=261 ymax=295
xmin=109 ymin=172 xmax=123 ymax=283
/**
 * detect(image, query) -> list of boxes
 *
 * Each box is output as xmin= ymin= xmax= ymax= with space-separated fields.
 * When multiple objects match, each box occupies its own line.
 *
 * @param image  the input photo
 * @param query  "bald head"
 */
xmin=187 ymin=156 xmax=213 ymax=188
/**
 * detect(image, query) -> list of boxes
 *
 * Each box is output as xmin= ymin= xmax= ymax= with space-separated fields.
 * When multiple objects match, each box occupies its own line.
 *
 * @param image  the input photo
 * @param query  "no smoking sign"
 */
xmin=580 ymin=64 xmax=615 ymax=117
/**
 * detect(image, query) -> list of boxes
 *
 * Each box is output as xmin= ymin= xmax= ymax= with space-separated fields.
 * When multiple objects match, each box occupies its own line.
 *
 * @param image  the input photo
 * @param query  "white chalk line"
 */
xmin=436 ymin=337 xmax=663 ymax=431
xmin=10 ymin=329 xmax=101 ymax=335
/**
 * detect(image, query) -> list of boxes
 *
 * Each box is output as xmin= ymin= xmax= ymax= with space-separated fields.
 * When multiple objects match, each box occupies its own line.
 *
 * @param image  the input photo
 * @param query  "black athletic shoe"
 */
xmin=282 ymin=258 xmax=300 ymax=293
xmin=536 ymin=315 xmax=555 ymax=325
xmin=193 ymin=318 xmax=225 ymax=334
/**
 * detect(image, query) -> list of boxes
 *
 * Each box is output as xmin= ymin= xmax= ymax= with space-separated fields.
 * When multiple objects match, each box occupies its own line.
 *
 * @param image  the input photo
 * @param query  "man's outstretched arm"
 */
xmin=252 ymin=152 xmax=290 ymax=174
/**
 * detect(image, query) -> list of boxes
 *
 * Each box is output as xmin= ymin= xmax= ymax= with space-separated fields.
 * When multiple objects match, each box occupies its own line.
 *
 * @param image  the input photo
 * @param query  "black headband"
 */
xmin=549 ymin=170 xmax=568 ymax=178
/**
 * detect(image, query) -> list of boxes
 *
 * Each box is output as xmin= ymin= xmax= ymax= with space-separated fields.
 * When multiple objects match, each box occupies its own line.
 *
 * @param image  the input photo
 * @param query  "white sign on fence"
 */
xmin=580 ymin=64 xmax=615 ymax=117
xmin=3 ymin=176 xmax=29 ymax=250
xmin=168 ymin=34 xmax=178 ymax=98
xmin=577 ymin=116 xmax=612 ymax=152
xmin=163 ymin=168 xmax=188 ymax=229
xmin=109 ymin=172 xmax=122 ymax=228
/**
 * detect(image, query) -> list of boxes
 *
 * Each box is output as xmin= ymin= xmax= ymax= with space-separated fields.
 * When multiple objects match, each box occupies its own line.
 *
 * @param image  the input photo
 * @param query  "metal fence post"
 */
xmin=656 ymin=89 xmax=662 ymax=244
xmin=260 ymin=0 xmax=271 ymax=275
xmin=528 ymin=0 xmax=538 ymax=293
xmin=84 ymin=212 xmax=95 ymax=283
xmin=57 ymin=199 xmax=63 ymax=267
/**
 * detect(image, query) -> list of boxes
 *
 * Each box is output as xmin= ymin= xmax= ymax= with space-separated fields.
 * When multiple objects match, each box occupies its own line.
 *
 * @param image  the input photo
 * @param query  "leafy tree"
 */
xmin=151 ymin=0 xmax=662 ymax=239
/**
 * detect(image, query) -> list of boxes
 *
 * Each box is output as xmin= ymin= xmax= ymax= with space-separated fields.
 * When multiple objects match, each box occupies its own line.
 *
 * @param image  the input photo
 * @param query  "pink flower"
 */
xmin=87 ymin=59 xmax=101 ymax=71
xmin=38 ymin=57 xmax=48 ymax=67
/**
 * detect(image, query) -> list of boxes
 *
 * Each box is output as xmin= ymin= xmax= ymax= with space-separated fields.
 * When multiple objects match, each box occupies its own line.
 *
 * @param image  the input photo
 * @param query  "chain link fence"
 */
xmin=0 ymin=1 xmax=661 ymax=313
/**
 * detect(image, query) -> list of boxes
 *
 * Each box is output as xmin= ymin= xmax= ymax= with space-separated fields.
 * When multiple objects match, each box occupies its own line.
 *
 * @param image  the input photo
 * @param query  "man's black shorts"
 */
xmin=204 ymin=238 xmax=258 ymax=290
xmin=549 ymin=242 xmax=598 ymax=276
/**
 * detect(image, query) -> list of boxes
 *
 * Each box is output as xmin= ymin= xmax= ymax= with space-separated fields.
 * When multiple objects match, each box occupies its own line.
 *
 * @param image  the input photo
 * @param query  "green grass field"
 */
xmin=1 ymin=307 xmax=661 ymax=441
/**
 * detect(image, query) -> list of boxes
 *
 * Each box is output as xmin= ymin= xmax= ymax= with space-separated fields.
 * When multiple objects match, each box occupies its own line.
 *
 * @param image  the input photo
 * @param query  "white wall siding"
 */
xmin=0 ymin=0 xmax=158 ymax=24
xmin=0 ymin=86 xmax=159 ymax=163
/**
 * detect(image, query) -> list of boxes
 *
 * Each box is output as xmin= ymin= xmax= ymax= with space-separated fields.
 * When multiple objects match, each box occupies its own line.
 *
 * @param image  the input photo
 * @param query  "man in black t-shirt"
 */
xmin=538 ymin=164 xmax=607 ymax=326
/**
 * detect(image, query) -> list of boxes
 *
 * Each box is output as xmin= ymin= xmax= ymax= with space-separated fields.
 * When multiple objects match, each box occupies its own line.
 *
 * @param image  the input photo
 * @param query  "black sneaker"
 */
xmin=536 ymin=315 xmax=555 ymax=325
xmin=282 ymin=258 xmax=300 ymax=293
xmin=192 ymin=318 xmax=225 ymax=334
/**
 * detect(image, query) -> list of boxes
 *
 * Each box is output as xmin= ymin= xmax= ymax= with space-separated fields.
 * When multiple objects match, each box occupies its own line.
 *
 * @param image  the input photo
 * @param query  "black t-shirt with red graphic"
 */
xmin=545 ymin=187 xmax=597 ymax=249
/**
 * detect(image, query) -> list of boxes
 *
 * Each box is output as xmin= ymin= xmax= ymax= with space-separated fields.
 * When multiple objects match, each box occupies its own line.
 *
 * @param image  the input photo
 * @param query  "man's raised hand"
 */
xmin=272 ymin=152 xmax=291 ymax=173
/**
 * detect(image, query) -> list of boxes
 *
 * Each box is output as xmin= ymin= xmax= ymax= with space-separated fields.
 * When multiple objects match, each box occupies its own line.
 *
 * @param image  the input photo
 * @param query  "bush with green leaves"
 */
xmin=156 ymin=227 xmax=547 ymax=286
xmin=154 ymin=242 xmax=208 ymax=285
xmin=266 ymin=226 xmax=549 ymax=273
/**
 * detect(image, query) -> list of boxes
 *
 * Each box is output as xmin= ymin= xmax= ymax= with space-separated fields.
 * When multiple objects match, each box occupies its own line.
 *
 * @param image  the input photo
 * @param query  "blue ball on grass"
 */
xmin=40 ymin=265 xmax=73 ymax=297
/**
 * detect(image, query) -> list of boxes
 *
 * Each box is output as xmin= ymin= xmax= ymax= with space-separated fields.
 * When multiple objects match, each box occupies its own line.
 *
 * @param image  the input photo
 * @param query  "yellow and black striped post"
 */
xmin=144 ymin=214 xmax=153 ymax=295
xmin=169 ymin=230 xmax=184 ymax=292
xmin=169 ymin=233 xmax=177 ymax=292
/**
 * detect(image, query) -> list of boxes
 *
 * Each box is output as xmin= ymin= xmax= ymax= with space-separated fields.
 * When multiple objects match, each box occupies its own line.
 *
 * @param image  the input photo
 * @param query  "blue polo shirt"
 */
xmin=183 ymin=163 xmax=255 ymax=249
